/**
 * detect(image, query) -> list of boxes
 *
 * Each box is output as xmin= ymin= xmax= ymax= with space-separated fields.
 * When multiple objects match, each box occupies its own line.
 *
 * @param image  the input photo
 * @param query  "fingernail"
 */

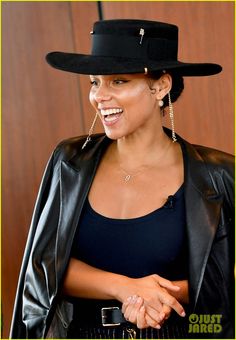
xmin=181 ymin=311 xmax=186 ymax=317
xmin=156 ymin=324 xmax=161 ymax=329
xmin=127 ymin=296 xmax=132 ymax=302
xmin=137 ymin=297 xmax=142 ymax=303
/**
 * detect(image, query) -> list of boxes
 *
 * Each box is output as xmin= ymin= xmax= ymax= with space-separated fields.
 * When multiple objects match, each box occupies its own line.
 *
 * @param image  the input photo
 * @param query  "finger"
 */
xmin=145 ymin=305 xmax=165 ymax=324
xmin=145 ymin=313 xmax=161 ymax=329
xmin=158 ymin=290 xmax=185 ymax=317
xmin=137 ymin=306 xmax=148 ymax=329
xmin=155 ymin=305 xmax=172 ymax=327
xmin=154 ymin=275 xmax=180 ymax=291
xmin=127 ymin=296 xmax=143 ymax=324
xmin=123 ymin=295 xmax=139 ymax=322
xmin=122 ymin=296 xmax=132 ymax=314
xmin=162 ymin=304 xmax=172 ymax=320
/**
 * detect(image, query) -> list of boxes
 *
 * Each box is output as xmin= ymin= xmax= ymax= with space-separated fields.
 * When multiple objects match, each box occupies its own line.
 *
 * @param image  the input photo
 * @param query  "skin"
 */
xmin=63 ymin=73 xmax=189 ymax=329
xmin=89 ymin=74 xmax=162 ymax=141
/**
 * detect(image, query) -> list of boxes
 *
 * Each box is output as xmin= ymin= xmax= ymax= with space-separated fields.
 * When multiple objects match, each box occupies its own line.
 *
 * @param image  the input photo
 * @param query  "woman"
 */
xmin=10 ymin=19 xmax=234 ymax=339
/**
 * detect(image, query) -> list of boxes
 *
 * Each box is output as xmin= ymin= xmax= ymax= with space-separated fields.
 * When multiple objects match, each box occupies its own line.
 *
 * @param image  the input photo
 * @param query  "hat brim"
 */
xmin=46 ymin=52 xmax=222 ymax=77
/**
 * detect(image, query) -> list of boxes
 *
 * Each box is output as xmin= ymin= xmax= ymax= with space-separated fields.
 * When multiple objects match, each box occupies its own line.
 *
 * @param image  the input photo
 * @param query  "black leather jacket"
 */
xmin=10 ymin=131 xmax=234 ymax=339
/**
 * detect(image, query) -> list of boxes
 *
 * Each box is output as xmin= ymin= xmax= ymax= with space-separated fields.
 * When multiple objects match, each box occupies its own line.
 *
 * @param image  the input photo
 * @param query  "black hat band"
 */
xmin=92 ymin=34 xmax=177 ymax=61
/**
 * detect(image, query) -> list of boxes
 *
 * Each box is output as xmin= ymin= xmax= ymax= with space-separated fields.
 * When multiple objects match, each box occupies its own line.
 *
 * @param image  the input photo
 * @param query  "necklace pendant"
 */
xmin=124 ymin=174 xmax=131 ymax=182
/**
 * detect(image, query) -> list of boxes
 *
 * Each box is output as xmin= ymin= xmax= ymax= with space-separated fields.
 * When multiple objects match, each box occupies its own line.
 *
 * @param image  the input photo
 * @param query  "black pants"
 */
xmin=67 ymin=318 xmax=189 ymax=339
xmin=68 ymin=299 xmax=189 ymax=338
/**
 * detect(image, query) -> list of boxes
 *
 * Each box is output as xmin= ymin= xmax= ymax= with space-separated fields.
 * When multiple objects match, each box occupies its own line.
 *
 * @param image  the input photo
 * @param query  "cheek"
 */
xmin=89 ymin=91 xmax=96 ymax=107
xmin=124 ymin=87 xmax=154 ymax=112
xmin=127 ymin=84 xmax=148 ymax=100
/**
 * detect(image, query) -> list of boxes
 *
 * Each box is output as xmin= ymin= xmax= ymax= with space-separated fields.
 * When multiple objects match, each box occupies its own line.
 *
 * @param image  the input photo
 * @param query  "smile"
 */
xmin=100 ymin=108 xmax=123 ymax=123
xmin=100 ymin=108 xmax=123 ymax=116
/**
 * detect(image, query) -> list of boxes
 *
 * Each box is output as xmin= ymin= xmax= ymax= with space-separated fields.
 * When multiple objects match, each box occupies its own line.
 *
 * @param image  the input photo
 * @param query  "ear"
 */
xmin=152 ymin=74 xmax=172 ymax=100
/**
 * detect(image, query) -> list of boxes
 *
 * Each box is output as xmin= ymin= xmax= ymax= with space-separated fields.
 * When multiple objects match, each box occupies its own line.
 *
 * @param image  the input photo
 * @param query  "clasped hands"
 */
xmin=63 ymin=258 xmax=188 ymax=330
xmin=121 ymin=274 xmax=187 ymax=329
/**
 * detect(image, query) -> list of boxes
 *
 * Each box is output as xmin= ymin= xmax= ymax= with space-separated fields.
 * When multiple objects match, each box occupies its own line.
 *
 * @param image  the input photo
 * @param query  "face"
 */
xmin=89 ymin=73 xmax=162 ymax=140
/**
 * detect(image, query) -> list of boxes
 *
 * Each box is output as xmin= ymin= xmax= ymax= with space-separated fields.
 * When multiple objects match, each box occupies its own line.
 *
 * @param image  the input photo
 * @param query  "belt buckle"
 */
xmin=101 ymin=307 xmax=121 ymax=327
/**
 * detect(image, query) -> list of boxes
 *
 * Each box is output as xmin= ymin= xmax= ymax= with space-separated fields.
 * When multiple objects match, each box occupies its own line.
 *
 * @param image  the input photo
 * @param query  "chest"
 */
xmin=88 ymin=159 xmax=184 ymax=219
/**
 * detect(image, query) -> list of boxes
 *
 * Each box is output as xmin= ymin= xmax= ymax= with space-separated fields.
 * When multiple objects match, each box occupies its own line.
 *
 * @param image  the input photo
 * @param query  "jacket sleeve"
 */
xmin=195 ymin=148 xmax=235 ymax=338
xmin=9 ymin=134 xmax=98 ymax=339
xmin=9 ymin=148 xmax=60 ymax=339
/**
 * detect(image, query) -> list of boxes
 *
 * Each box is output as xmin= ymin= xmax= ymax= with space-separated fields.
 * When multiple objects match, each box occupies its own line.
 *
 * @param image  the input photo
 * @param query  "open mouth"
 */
xmin=100 ymin=108 xmax=123 ymax=122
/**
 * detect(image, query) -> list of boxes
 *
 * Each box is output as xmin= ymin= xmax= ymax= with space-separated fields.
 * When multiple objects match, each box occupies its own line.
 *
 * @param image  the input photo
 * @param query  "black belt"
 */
xmin=72 ymin=301 xmax=127 ymax=327
xmin=69 ymin=303 xmax=189 ymax=339
xmin=69 ymin=305 xmax=137 ymax=338
xmin=101 ymin=306 xmax=126 ymax=326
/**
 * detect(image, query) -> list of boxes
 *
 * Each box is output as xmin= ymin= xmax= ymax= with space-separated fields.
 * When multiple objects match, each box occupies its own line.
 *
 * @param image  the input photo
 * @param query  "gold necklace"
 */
xmin=118 ymin=140 xmax=173 ymax=182
xmin=119 ymin=166 xmax=148 ymax=182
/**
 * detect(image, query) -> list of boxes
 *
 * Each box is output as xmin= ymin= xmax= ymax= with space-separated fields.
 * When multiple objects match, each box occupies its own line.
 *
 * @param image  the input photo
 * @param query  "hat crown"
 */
xmin=46 ymin=18 xmax=222 ymax=76
xmin=93 ymin=19 xmax=178 ymax=40
xmin=91 ymin=19 xmax=179 ymax=62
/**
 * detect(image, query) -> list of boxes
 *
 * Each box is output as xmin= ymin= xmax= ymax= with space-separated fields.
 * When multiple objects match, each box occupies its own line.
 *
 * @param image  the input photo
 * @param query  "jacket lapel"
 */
xmin=55 ymin=136 xmax=110 ymax=281
xmin=182 ymin=140 xmax=223 ymax=309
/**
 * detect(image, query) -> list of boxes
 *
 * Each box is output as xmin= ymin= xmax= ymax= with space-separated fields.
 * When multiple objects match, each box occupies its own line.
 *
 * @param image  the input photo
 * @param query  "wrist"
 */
xmin=109 ymin=274 xmax=134 ymax=302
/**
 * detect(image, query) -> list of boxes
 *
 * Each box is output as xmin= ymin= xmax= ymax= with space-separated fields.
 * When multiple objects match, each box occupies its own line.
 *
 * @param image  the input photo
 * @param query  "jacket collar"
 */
xmin=58 ymin=131 xmax=222 ymax=309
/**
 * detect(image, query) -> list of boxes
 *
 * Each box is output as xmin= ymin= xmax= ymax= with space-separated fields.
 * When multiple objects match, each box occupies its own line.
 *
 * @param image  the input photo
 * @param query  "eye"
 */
xmin=113 ymin=79 xmax=129 ymax=85
xmin=90 ymin=79 xmax=98 ymax=86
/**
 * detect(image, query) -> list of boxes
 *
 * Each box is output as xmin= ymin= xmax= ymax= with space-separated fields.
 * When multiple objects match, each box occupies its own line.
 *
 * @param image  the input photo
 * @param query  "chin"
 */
xmin=104 ymin=131 xmax=120 ymax=140
xmin=103 ymin=127 xmax=125 ymax=140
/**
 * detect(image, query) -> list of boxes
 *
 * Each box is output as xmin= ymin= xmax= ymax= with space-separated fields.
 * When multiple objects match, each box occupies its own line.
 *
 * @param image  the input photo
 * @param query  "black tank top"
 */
xmin=71 ymin=184 xmax=188 ymax=281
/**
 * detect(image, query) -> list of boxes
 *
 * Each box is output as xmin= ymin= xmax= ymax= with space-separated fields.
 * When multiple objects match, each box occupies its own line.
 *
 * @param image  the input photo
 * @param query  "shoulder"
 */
xmin=193 ymin=144 xmax=234 ymax=176
xmin=185 ymin=143 xmax=234 ymax=206
xmin=191 ymin=144 xmax=234 ymax=204
xmin=167 ymin=128 xmax=234 ymax=175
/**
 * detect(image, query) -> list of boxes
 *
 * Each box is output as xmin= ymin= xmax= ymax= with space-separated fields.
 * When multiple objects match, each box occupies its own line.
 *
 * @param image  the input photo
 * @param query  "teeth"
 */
xmin=100 ymin=108 xmax=123 ymax=116
xmin=105 ymin=115 xmax=120 ymax=122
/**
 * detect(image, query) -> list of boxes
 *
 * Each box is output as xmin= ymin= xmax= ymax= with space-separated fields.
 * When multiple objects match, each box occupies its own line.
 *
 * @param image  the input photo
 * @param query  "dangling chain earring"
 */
xmin=81 ymin=112 xmax=99 ymax=149
xmin=168 ymin=92 xmax=177 ymax=142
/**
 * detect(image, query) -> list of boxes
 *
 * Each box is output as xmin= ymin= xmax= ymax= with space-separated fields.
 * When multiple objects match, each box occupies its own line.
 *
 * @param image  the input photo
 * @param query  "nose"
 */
xmin=93 ymin=84 xmax=112 ymax=103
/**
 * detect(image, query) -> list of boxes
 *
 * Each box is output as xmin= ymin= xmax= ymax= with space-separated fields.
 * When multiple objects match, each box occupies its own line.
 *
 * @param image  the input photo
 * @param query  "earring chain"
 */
xmin=81 ymin=112 xmax=98 ymax=149
xmin=168 ymin=92 xmax=177 ymax=142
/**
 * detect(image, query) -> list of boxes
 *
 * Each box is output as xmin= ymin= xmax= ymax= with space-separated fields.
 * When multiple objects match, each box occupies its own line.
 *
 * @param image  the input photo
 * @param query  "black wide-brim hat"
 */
xmin=46 ymin=19 xmax=222 ymax=76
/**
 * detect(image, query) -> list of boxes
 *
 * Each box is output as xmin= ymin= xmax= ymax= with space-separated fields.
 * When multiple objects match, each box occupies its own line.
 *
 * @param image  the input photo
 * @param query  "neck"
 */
xmin=113 ymin=128 xmax=173 ymax=169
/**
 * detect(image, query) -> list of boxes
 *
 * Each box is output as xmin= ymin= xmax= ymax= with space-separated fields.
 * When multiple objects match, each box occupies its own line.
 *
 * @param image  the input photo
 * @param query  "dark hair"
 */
xmin=148 ymin=71 xmax=184 ymax=109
